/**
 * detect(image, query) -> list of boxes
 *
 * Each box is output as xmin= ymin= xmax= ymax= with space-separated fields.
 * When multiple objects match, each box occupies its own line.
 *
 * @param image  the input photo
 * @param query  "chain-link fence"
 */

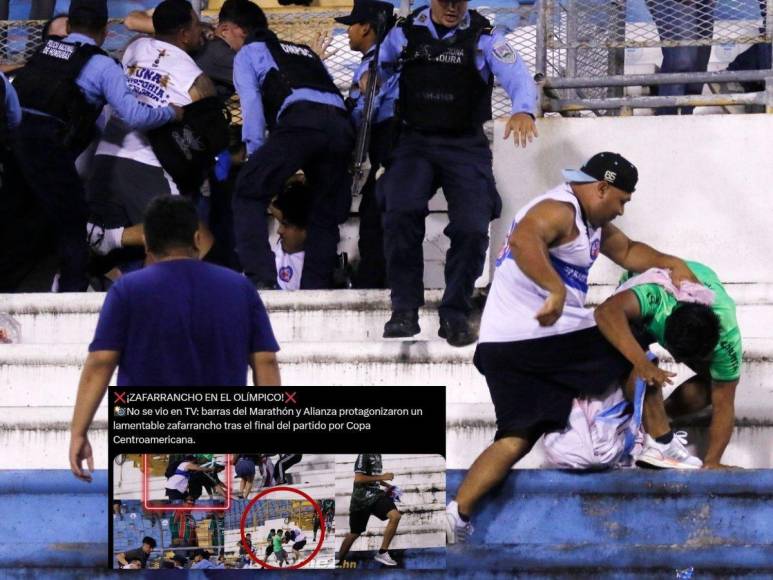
xmin=540 ymin=0 xmax=773 ymax=113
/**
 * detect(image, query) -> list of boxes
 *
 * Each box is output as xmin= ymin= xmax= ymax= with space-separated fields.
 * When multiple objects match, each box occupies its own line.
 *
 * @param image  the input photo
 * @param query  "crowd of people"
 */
xmin=0 ymin=0 xmax=538 ymax=349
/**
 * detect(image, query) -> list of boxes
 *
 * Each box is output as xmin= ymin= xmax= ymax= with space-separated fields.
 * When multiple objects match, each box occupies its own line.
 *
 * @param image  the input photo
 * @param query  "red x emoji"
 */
xmin=114 ymin=392 xmax=127 ymax=404
xmin=284 ymin=392 xmax=297 ymax=404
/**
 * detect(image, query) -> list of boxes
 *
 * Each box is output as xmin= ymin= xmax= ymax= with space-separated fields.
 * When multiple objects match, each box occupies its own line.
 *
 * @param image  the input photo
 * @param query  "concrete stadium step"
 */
xmin=3 ymin=285 xmax=773 ymax=344
xmin=2 ymin=340 xmax=772 ymax=419
xmin=0 ymin=470 xmax=108 ymax=568
xmin=445 ymin=469 xmax=773 ymax=574
xmin=334 ymin=523 xmax=445 ymax=552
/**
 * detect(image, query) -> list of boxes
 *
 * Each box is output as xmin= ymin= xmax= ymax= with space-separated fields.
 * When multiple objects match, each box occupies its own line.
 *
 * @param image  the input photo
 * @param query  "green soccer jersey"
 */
xmin=621 ymin=261 xmax=742 ymax=382
xmin=350 ymin=454 xmax=386 ymax=512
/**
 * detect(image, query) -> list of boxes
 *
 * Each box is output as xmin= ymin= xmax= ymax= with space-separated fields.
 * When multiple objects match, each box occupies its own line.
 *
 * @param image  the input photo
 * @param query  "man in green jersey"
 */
xmin=337 ymin=453 xmax=401 ymax=567
xmin=595 ymin=261 xmax=742 ymax=469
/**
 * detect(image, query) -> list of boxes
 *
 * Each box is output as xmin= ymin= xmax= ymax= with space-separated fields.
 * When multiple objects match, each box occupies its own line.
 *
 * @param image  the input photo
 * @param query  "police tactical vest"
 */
xmin=0 ymin=78 xmax=8 ymax=149
xmin=398 ymin=9 xmax=494 ymax=132
xmin=13 ymin=38 xmax=107 ymax=151
xmin=246 ymin=30 xmax=341 ymax=128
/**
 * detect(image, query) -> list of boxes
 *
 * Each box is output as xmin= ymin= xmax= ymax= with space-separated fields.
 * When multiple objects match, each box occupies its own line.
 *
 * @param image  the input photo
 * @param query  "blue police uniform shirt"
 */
xmin=378 ymin=8 xmax=537 ymax=117
xmin=22 ymin=33 xmax=175 ymax=130
xmin=350 ymin=45 xmax=397 ymax=129
xmin=233 ymin=41 xmax=346 ymax=156
xmin=89 ymin=259 xmax=280 ymax=386
xmin=1 ymin=72 xmax=22 ymax=129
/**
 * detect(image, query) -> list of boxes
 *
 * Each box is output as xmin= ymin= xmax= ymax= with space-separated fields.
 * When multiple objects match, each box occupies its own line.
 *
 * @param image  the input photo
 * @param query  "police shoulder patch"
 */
xmin=492 ymin=40 xmax=516 ymax=64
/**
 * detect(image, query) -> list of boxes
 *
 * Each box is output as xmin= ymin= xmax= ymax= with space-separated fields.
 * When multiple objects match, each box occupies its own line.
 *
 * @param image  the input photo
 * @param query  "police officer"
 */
xmin=377 ymin=0 xmax=538 ymax=346
xmin=232 ymin=6 xmax=354 ymax=289
xmin=335 ymin=0 xmax=397 ymax=289
xmin=11 ymin=0 xmax=182 ymax=292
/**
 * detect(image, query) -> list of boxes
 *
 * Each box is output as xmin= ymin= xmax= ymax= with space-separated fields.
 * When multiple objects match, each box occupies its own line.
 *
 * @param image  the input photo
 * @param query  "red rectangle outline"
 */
xmin=142 ymin=454 xmax=232 ymax=512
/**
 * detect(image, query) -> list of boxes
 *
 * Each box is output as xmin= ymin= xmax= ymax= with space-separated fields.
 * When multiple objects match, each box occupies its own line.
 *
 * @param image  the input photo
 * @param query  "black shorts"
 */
xmin=475 ymin=326 xmax=647 ymax=440
xmin=292 ymin=540 xmax=306 ymax=551
xmin=165 ymin=488 xmax=187 ymax=501
xmin=349 ymin=494 xmax=397 ymax=535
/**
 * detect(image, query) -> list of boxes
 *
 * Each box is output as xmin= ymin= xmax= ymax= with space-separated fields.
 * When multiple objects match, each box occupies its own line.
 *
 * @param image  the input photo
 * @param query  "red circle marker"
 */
xmin=239 ymin=486 xmax=326 ymax=570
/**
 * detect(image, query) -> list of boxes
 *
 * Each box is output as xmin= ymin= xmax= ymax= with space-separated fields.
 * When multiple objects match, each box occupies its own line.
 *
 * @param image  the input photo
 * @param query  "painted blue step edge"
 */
xmin=447 ymin=468 xmax=773 ymax=496
xmin=0 ymin=470 xmax=108 ymax=494
xmin=447 ymin=544 xmax=773 ymax=572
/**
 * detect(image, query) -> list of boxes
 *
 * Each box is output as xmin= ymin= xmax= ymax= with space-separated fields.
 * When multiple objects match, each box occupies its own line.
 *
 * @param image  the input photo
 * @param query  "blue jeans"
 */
xmin=645 ymin=0 xmax=717 ymax=114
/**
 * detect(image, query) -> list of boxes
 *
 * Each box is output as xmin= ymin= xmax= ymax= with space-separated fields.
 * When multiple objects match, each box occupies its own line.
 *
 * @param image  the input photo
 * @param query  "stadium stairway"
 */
xmin=446 ymin=469 xmax=773 ymax=577
xmin=334 ymin=454 xmax=446 ymax=554
xmin=1 ymin=287 xmax=772 ymax=472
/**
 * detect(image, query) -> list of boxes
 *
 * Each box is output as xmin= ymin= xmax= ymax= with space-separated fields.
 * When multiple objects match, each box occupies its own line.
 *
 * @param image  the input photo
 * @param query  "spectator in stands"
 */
xmin=232 ymin=3 xmax=354 ymax=290
xmin=335 ymin=0 xmax=397 ymax=289
xmin=165 ymin=454 xmax=216 ymax=503
xmin=337 ymin=454 xmax=400 ymax=567
xmin=289 ymin=523 xmax=307 ymax=563
xmin=645 ymin=0 xmax=717 ymax=114
xmin=270 ymin=178 xmax=312 ymax=291
xmin=238 ymin=533 xmax=253 ymax=566
xmin=69 ymin=197 xmax=281 ymax=482
xmin=116 ymin=536 xmax=157 ymax=568
xmin=191 ymin=549 xmax=217 ymax=569
xmin=272 ymin=528 xmax=288 ymax=567
xmin=273 ymin=453 xmax=303 ymax=484
xmin=312 ymin=512 xmax=320 ymax=542
xmin=264 ymin=529 xmax=276 ymax=565
xmin=11 ymin=0 xmax=181 ymax=292
xmin=209 ymin=512 xmax=225 ymax=552
xmin=234 ymin=453 xmax=261 ymax=499
xmin=86 ymin=0 xmax=217 ymax=265
xmin=169 ymin=501 xmax=199 ymax=547
xmin=595 ymin=261 xmax=741 ymax=469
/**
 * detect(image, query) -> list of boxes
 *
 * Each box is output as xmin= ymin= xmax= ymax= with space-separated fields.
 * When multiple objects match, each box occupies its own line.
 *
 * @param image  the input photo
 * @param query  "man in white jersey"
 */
xmin=446 ymin=152 xmax=700 ymax=543
xmin=269 ymin=178 xmax=311 ymax=291
xmin=86 ymin=0 xmax=215 ymax=257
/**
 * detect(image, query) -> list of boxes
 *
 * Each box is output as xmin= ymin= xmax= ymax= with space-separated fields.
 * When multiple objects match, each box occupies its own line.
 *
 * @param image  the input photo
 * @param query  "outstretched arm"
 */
xmin=70 ymin=350 xmax=119 ymax=481
xmin=594 ymin=291 xmax=675 ymax=388
xmin=703 ymin=380 xmax=738 ymax=468
xmin=601 ymin=223 xmax=698 ymax=286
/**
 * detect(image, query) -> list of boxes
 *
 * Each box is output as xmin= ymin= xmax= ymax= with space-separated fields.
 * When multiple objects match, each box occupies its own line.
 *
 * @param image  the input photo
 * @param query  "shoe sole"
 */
xmin=636 ymin=457 xmax=701 ymax=470
xmin=383 ymin=326 xmax=421 ymax=339
xmin=374 ymin=557 xmax=397 ymax=566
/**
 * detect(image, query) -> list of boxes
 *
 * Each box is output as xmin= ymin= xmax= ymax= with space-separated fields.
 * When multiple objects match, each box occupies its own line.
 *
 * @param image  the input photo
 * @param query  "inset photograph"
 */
xmin=232 ymin=453 xmax=334 ymax=500
xmin=225 ymin=498 xmax=335 ymax=569
xmin=113 ymin=454 xmax=229 ymax=508
xmin=335 ymin=454 xmax=446 ymax=570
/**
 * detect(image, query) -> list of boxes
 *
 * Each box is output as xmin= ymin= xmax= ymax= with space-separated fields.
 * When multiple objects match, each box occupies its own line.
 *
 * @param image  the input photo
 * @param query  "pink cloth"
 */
xmin=616 ymin=268 xmax=715 ymax=305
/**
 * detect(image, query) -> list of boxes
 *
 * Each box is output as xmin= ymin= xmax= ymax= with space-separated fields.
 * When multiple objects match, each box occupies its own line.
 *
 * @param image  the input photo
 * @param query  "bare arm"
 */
xmin=510 ymin=200 xmax=576 ymax=326
xmin=124 ymin=10 xmax=155 ymax=34
xmin=116 ymin=552 xmax=129 ymax=566
xmin=703 ymin=380 xmax=738 ymax=468
xmin=354 ymin=472 xmax=394 ymax=485
xmin=188 ymin=73 xmax=217 ymax=102
xmin=70 ymin=351 xmax=119 ymax=481
xmin=594 ymin=291 xmax=675 ymax=387
xmin=600 ymin=223 xmax=698 ymax=286
xmin=251 ymin=352 xmax=281 ymax=386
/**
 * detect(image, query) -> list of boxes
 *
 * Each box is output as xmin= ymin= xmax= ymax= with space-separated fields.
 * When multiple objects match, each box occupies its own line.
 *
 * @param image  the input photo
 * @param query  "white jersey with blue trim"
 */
xmin=275 ymin=240 xmax=304 ymax=291
xmin=479 ymin=183 xmax=602 ymax=343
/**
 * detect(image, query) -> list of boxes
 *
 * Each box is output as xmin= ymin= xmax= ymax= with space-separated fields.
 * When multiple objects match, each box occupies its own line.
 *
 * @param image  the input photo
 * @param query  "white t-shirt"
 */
xmin=165 ymin=461 xmax=193 ymax=493
xmin=479 ymin=183 xmax=602 ymax=343
xmin=275 ymin=241 xmax=304 ymax=291
xmin=292 ymin=527 xmax=306 ymax=543
xmin=96 ymin=38 xmax=202 ymax=172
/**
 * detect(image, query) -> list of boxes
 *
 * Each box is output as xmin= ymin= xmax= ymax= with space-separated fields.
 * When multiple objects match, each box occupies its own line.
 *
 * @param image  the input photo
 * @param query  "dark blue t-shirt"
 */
xmin=89 ymin=260 xmax=279 ymax=386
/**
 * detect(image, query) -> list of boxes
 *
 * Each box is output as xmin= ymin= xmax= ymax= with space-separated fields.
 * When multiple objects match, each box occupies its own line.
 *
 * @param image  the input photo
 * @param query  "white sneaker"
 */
xmin=445 ymin=500 xmax=474 ymax=545
xmin=636 ymin=431 xmax=702 ymax=470
xmin=374 ymin=551 xmax=397 ymax=566
xmin=87 ymin=223 xmax=123 ymax=256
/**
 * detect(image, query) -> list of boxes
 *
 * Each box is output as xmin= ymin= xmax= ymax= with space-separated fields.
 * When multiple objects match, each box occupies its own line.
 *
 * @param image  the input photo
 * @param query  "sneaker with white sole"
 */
xmin=374 ymin=551 xmax=397 ymax=566
xmin=636 ymin=431 xmax=702 ymax=470
xmin=445 ymin=500 xmax=474 ymax=545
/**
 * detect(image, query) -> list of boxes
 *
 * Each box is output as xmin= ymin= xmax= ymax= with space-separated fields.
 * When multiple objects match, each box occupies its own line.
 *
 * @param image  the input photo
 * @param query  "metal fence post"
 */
xmin=608 ymin=0 xmax=626 ymax=101
xmin=535 ymin=0 xmax=548 ymax=77
xmin=566 ymin=0 xmax=577 ymax=79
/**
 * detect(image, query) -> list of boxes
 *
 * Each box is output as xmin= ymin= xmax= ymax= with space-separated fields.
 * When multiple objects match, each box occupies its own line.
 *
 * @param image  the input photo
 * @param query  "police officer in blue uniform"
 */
xmin=12 ymin=0 xmax=181 ymax=292
xmin=232 ymin=6 xmax=354 ymax=289
xmin=377 ymin=0 xmax=538 ymax=346
xmin=335 ymin=0 xmax=397 ymax=289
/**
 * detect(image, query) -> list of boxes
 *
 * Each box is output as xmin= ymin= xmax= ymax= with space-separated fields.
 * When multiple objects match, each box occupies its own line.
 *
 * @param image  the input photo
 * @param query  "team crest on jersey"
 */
xmin=492 ymin=41 xmax=516 ymax=64
xmin=279 ymin=266 xmax=294 ymax=283
xmin=590 ymin=238 xmax=601 ymax=260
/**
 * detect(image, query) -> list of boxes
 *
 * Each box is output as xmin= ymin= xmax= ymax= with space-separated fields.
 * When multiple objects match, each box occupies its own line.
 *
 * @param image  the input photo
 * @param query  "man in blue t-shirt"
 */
xmin=69 ymin=196 xmax=280 ymax=482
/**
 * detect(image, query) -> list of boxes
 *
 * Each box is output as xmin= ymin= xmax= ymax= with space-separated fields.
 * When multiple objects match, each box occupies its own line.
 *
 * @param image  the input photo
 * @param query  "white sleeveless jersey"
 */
xmin=96 ymin=38 xmax=202 ymax=170
xmin=479 ymin=183 xmax=603 ymax=343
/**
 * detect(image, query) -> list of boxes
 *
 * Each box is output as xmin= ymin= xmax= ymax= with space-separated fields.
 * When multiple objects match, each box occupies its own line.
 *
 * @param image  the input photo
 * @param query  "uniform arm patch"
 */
xmin=492 ymin=40 xmax=516 ymax=64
